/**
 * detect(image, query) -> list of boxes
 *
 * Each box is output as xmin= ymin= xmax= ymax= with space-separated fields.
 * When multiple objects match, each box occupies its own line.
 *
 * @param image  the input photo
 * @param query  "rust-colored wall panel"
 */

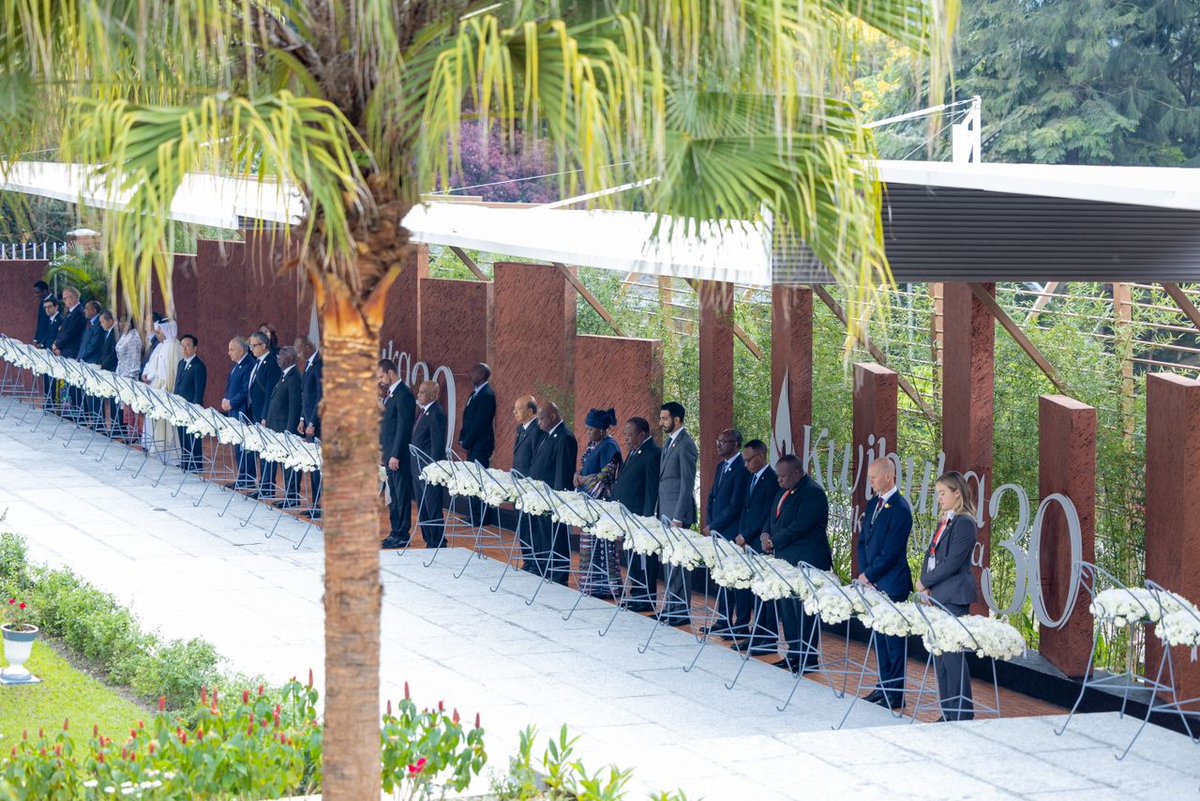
xmin=572 ymin=334 xmax=663 ymax=458
xmin=418 ymin=277 xmax=491 ymax=453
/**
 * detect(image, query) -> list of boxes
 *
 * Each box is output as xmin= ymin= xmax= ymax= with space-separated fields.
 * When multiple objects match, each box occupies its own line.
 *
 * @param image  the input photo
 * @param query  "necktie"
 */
xmin=871 ymin=496 xmax=885 ymax=525
xmin=775 ymin=488 xmax=792 ymax=519
xmin=249 ymin=358 xmax=262 ymax=386
xmin=413 ymin=407 xmax=425 ymax=434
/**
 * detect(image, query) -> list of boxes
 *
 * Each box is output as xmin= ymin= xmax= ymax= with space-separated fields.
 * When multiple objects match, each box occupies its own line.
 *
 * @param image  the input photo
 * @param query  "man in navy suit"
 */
xmin=52 ymin=287 xmax=87 ymax=418
xmin=762 ymin=454 xmax=831 ymax=673
xmin=75 ymin=300 xmax=105 ymax=425
xmin=174 ymin=334 xmax=208 ymax=473
xmin=247 ymin=332 xmax=281 ymax=496
xmin=527 ymin=401 xmax=578 ymax=583
xmin=38 ymin=298 xmax=61 ymax=409
xmin=732 ymin=439 xmax=778 ymax=653
xmin=703 ymin=429 xmax=750 ymax=636
xmin=98 ymin=312 xmax=119 ymax=433
xmin=265 ymin=347 xmax=303 ymax=506
xmin=32 ymin=280 xmax=54 ymax=346
xmin=410 ymin=380 xmax=448 ymax=548
xmin=612 ymin=417 xmax=660 ymax=610
xmin=378 ymin=359 xmax=416 ymax=548
xmin=221 ymin=337 xmax=254 ymax=489
xmin=458 ymin=363 xmax=497 ymax=527
xmin=296 ymin=337 xmax=323 ymax=519
xmin=856 ymin=457 xmax=914 ymax=709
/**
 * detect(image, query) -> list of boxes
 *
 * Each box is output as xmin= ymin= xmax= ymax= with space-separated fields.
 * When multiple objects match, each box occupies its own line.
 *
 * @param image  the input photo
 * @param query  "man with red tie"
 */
xmin=761 ymin=454 xmax=831 ymax=673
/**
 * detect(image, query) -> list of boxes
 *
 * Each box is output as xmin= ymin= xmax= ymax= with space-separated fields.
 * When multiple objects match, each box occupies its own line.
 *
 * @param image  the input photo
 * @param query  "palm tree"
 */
xmin=1 ymin=1 xmax=955 ymax=797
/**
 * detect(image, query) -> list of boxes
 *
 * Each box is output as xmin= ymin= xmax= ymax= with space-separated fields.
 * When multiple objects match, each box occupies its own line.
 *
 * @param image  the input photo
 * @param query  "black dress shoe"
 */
xmin=379 ymin=535 xmax=410 ymax=549
xmin=659 ymin=614 xmax=690 ymax=627
xmin=748 ymin=645 xmax=778 ymax=657
xmin=273 ymin=500 xmax=301 ymax=510
xmin=872 ymin=695 xmax=905 ymax=711
xmin=305 ymin=508 xmax=322 ymax=521
xmin=863 ymin=690 xmax=885 ymax=704
xmin=625 ymin=602 xmax=654 ymax=614
xmin=772 ymin=658 xmax=797 ymax=672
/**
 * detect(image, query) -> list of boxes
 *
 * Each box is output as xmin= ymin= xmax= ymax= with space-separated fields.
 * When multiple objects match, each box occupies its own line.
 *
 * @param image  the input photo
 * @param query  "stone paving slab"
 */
xmin=0 ymin=405 xmax=1197 ymax=800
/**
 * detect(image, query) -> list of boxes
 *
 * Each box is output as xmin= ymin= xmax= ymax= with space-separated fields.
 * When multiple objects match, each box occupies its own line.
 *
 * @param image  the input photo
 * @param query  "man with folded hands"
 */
xmin=731 ymin=439 xmax=778 ymax=654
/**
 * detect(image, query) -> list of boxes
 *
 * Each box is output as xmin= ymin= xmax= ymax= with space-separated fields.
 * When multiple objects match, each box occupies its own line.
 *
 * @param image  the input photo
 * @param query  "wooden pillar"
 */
xmin=851 ymin=363 xmax=898 ymax=577
xmin=490 ymin=262 xmax=576 ymax=471
xmin=1037 ymin=395 xmax=1096 ymax=678
xmin=381 ymin=244 xmax=429 ymax=360
xmin=770 ymin=284 xmax=813 ymax=460
xmin=941 ymin=282 xmax=995 ymax=615
xmin=698 ymin=280 xmax=734 ymax=527
xmin=1145 ymin=373 xmax=1200 ymax=699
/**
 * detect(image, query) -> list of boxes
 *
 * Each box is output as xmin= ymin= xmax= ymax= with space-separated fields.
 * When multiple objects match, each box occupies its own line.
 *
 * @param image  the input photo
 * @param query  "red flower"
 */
xmin=200 ymin=686 xmax=208 ymax=705
xmin=404 ymin=681 xmax=410 ymax=700
xmin=243 ymin=690 xmax=250 ymax=705
xmin=452 ymin=709 xmax=460 ymax=724
xmin=148 ymin=744 xmax=156 ymax=755
xmin=258 ymin=684 xmax=264 ymax=696
xmin=407 ymin=757 xmax=428 ymax=776
xmin=158 ymin=697 xmax=166 ymax=713
xmin=197 ymin=728 xmax=204 ymax=741
xmin=386 ymin=700 xmax=392 ymax=716
xmin=63 ymin=719 xmax=69 ymax=732
xmin=307 ymin=668 xmax=313 ymax=689
xmin=18 ymin=603 xmax=25 ymax=611
xmin=475 ymin=712 xmax=481 ymax=729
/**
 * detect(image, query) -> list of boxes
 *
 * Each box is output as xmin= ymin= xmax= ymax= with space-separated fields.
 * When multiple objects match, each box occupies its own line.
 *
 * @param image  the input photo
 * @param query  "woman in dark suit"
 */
xmin=916 ymin=471 xmax=979 ymax=722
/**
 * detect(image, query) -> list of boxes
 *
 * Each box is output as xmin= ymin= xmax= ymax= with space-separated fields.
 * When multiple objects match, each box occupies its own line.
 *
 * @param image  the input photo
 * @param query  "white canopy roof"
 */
xmin=3 ymin=159 xmax=1198 ymax=283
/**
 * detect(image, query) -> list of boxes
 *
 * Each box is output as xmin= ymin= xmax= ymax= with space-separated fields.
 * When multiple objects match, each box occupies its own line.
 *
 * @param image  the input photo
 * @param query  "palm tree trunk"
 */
xmin=319 ymin=289 xmax=384 ymax=801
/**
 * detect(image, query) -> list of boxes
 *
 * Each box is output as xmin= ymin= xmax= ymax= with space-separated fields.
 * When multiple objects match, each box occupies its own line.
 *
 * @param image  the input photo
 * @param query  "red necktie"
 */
xmin=775 ymin=488 xmax=792 ymax=519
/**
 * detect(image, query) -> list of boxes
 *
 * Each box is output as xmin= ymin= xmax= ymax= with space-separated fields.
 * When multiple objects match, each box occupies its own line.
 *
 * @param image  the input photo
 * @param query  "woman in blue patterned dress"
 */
xmin=573 ymin=408 xmax=623 ymax=598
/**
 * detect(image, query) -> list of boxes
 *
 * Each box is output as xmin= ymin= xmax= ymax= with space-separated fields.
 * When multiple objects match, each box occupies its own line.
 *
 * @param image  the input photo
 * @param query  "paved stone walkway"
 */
xmin=0 ymin=405 xmax=1197 ymax=799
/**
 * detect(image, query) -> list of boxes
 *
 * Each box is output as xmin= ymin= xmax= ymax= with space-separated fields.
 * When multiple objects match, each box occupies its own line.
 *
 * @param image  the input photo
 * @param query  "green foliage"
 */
xmin=0 ymin=641 xmax=147 ymax=746
xmin=0 ymin=534 xmax=219 ymax=712
xmin=492 ymin=726 xmax=633 ymax=801
xmin=0 ymin=195 xmax=76 ymax=244
xmin=380 ymin=693 xmax=487 ymax=799
xmin=44 ymin=250 xmax=108 ymax=308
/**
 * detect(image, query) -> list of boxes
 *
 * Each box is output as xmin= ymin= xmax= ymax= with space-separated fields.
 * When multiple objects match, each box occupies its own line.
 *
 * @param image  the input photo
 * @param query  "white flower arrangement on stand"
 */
xmin=804 ymin=582 xmax=868 ymax=625
xmin=419 ymin=460 xmax=456 ymax=487
xmin=859 ymin=593 xmax=943 ymax=638
xmin=1089 ymin=588 xmax=1163 ymax=627
xmin=511 ymin=478 xmax=553 ymax=517
xmin=922 ymin=615 xmax=1026 ymax=660
xmin=549 ymin=491 xmax=600 ymax=527
xmin=283 ymin=441 xmax=322 ymax=473
xmin=587 ymin=515 xmax=626 ymax=543
xmin=710 ymin=555 xmax=754 ymax=590
xmin=622 ymin=517 xmax=665 ymax=556
xmin=1157 ymin=608 xmax=1200 ymax=650
xmin=661 ymin=530 xmax=713 ymax=571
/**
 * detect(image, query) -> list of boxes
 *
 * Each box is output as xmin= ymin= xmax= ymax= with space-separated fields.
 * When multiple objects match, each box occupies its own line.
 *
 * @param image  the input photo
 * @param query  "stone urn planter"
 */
xmin=1 ymin=625 xmax=38 ymax=683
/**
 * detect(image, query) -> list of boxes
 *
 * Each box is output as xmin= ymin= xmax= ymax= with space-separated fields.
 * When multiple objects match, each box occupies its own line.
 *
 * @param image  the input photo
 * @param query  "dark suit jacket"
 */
xmin=266 ymin=367 xmax=302 ymax=434
xmin=174 ymin=357 xmax=208 ymax=406
xmin=411 ymin=402 xmax=448 ymax=465
xmin=611 ymin=436 xmax=660 ymax=517
xmin=512 ymin=420 xmax=543 ymax=475
xmin=458 ymin=383 xmax=496 ymax=463
xmin=54 ymin=304 xmax=86 ymax=358
xmin=41 ymin=314 xmax=62 ymax=349
xmin=99 ymin=328 xmax=118 ymax=371
xmin=34 ymin=293 xmax=55 ymax=346
xmin=857 ymin=492 xmax=914 ymax=599
xmin=225 ymin=354 xmax=253 ymax=419
xmin=736 ymin=466 xmax=777 ymax=551
xmin=706 ymin=454 xmax=750 ymax=538
xmin=248 ymin=355 xmax=281 ymax=424
xmin=528 ymin=421 xmax=577 ymax=492
xmin=380 ymin=382 xmax=416 ymax=463
xmin=301 ymin=353 xmax=323 ymax=433
xmin=920 ymin=514 xmax=979 ymax=607
xmin=767 ymin=474 xmax=832 ymax=570
xmin=78 ymin=317 xmax=103 ymax=364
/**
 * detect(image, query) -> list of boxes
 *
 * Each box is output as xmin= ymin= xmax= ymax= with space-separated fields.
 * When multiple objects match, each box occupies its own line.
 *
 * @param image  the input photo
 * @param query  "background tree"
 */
xmin=1 ymin=1 xmax=954 ymax=797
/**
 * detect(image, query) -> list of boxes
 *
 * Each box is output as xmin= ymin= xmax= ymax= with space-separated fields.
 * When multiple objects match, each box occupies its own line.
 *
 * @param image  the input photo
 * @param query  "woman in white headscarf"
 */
xmin=141 ymin=319 xmax=183 ymax=463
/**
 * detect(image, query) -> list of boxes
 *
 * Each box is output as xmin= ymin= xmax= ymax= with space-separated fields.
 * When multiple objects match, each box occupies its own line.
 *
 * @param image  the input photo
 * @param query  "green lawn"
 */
xmin=0 ymin=639 xmax=149 ymax=744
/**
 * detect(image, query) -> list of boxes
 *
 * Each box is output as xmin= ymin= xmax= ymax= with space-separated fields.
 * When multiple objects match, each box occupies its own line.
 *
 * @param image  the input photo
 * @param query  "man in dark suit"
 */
xmin=221 ymin=337 xmax=255 ymax=489
xmin=247 ymin=332 xmax=281 ymax=496
xmin=410 ymin=380 xmax=448 ymax=548
xmin=527 ymin=401 xmax=577 ymax=583
xmin=265 ymin=346 xmax=302 ymax=506
xmin=32 ymin=280 xmax=55 ymax=347
xmin=458 ymin=363 xmax=497 ymax=527
xmin=856 ymin=457 xmax=914 ymax=710
xmin=657 ymin=401 xmax=699 ymax=625
xmin=704 ymin=428 xmax=750 ymax=635
xmin=733 ymin=440 xmax=779 ymax=653
xmin=38 ymin=298 xmax=62 ymax=410
xmin=52 ymin=286 xmax=86 ymax=359
xmin=75 ymin=300 xmax=105 ymax=425
xmin=378 ymin=359 xmax=416 ymax=548
xmin=510 ymin=395 xmax=542 ymax=569
xmin=174 ymin=334 xmax=208 ymax=473
xmin=97 ymin=312 xmax=119 ymax=435
xmin=296 ymin=337 xmax=323 ymax=519
xmin=762 ymin=454 xmax=831 ymax=673
xmin=611 ymin=416 xmax=660 ymax=611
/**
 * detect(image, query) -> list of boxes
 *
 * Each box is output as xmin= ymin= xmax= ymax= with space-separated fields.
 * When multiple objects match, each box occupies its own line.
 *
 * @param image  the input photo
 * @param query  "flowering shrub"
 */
xmin=2 ymin=597 xmax=34 ymax=631
xmin=0 ymin=676 xmax=486 ymax=801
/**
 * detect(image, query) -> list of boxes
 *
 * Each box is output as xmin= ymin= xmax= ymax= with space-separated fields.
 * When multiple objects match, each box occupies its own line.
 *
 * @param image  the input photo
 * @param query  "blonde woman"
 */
xmin=140 ymin=319 xmax=182 ymax=463
xmin=114 ymin=316 xmax=143 ymax=441
xmin=916 ymin=471 xmax=980 ymax=722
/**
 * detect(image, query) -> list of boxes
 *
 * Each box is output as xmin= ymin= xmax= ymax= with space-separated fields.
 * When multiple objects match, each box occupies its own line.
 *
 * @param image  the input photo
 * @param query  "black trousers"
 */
xmin=177 ymin=426 xmax=204 ymax=472
xmin=935 ymin=602 xmax=974 ymax=720
xmin=736 ymin=588 xmax=778 ymax=649
xmin=412 ymin=472 xmax=444 ymax=548
xmin=257 ymin=454 xmax=276 ymax=496
xmin=262 ymin=461 xmax=298 ymax=501
xmin=516 ymin=511 xmax=536 ymax=572
xmin=386 ymin=466 xmax=412 ymax=542
xmin=308 ymin=469 xmax=322 ymax=510
xmin=779 ymin=598 xmax=819 ymax=669
xmin=530 ymin=514 xmax=570 ymax=584
xmin=626 ymin=551 xmax=660 ymax=608
xmin=42 ymin=374 xmax=57 ymax=409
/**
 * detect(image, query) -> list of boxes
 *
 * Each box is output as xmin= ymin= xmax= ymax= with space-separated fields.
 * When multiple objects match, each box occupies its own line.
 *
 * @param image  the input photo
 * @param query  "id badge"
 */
xmin=928 ymin=555 xmax=937 ymax=571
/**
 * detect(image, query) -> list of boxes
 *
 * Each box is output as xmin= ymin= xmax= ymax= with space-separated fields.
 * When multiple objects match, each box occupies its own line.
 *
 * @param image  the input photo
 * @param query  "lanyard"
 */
xmin=775 ymin=488 xmax=792 ymax=518
xmin=929 ymin=518 xmax=950 ymax=555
